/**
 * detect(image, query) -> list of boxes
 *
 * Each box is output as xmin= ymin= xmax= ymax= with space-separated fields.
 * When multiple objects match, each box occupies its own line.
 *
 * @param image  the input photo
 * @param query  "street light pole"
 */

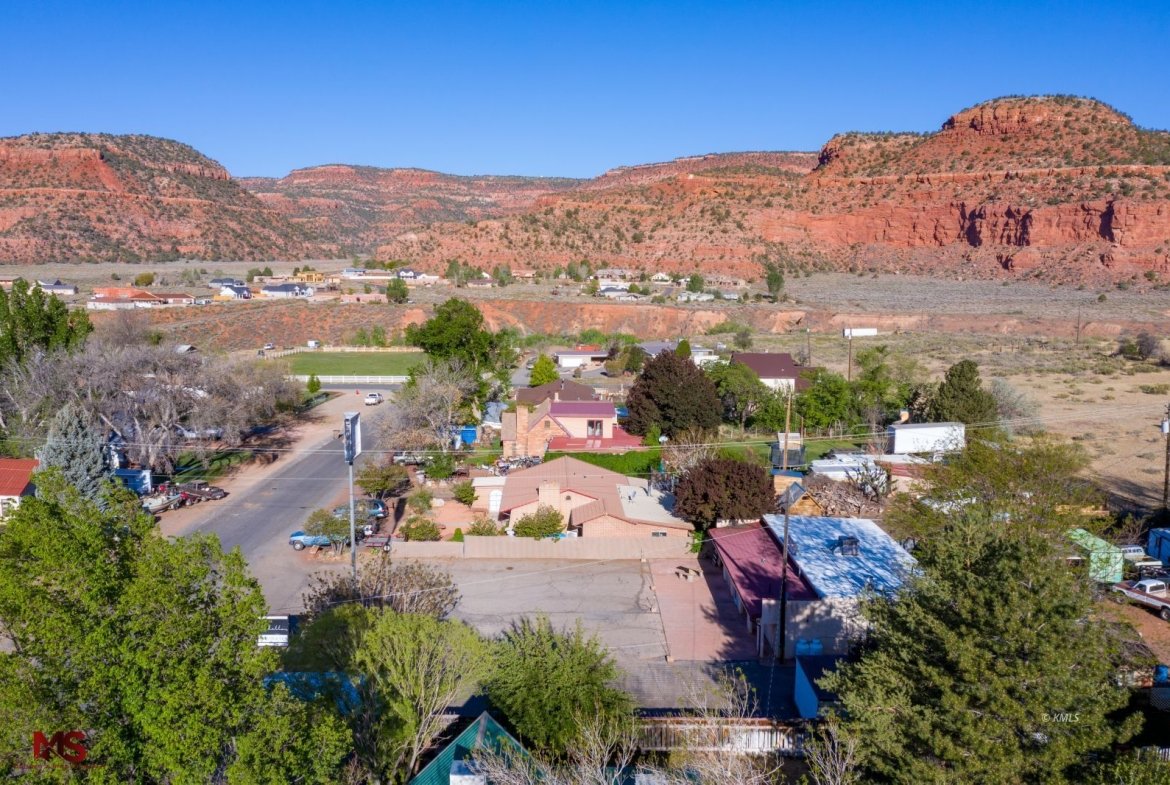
xmin=1162 ymin=404 xmax=1170 ymax=511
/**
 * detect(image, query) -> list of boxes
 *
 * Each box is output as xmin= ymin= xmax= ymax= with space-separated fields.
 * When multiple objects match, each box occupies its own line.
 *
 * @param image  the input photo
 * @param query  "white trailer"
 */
xmin=887 ymin=422 xmax=965 ymax=455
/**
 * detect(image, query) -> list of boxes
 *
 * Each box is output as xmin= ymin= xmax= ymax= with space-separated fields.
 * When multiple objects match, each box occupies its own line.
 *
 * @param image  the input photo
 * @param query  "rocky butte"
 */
xmin=3 ymin=97 xmax=1170 ymax=284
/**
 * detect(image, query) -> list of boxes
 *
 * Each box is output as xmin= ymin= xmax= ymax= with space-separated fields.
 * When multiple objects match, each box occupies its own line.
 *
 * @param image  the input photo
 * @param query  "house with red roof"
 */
xmin=0 ymin=458 xmax=38 ymax=522
xmin=501 ymin=399 xmax=640 ymax=459
xmin=473 ymin=456 xmax=691 ymax=539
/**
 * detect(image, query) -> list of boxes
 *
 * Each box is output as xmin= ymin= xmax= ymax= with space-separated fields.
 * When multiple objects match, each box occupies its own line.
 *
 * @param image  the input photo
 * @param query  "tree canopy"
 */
xmin=0 ymin=470 xmax=350 ymax=782
xmin=35 ymin=402 xmax=108 ymax=503
xmin=795 ymin=369 xmax=856 ymax=431
xmin=0 ymin=278 xmax=91 ymax=367
xmin=929 ymin=359 xmax=998 ymax=426
xmin=673 ymin=457 xmax=776 ymax=530
xmin=707 ymin=360 xmax=772 ymax=429
xmin=625 ymin=350 xmax=721 ymax=437
xmin=486 ymin=616 xmax=633 ymax=758
xmin=405 ymin=298 xmax=498 ymax=371
xmin=529 ymin=354 xmax=559 ymax=386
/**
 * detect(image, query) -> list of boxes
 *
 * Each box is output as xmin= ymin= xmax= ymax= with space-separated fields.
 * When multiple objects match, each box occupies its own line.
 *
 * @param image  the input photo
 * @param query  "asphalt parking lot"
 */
xmin=437 ymin=558 xmax=793 ymax=714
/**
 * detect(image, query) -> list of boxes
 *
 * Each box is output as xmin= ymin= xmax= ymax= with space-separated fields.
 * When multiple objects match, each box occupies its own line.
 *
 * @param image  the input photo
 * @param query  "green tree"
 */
xmin=675 ymin=338 xmax=692 ymax=358
xmin=0 ymin=471 xmax=349 ymax=782
xmin=0 ymin=278 xmax=92 ymax=367
xmin=35 ymin=402 xmax=108 ymax=502
xmin=626 ymin=349 xmax=721 ymax=437
xmin=355 ymin=462 xmax=410 ymax=498
xmin=386 ymin=278 xmax=409 ymax=303
xmin=468 ymin=517 xmax=503 ymax=536
xmin=707 ymin=361 xmax=771 ymax=429
xmin=353 ymin=610 xmax=490 ymax=780
xmin=930 ymin=359 xmax=998 ymax=426
xmin=486 ymin=616 xmax=633 ymax=758
xmin=733 ymin=327 xmax=753 ymax=350
xmin=405 ymin=298 xmax=500 ymax=374
xmin=529 ymin=354 xmax=560 ymax=386
xmin=673 ymin=457 xmax=775 ymax=530
xmin=132 ymin=271 xmax=155 ymax=287
xmin=585 ymin=278 xmax=600 ymax=295
xmin=513 ymin=505 xmax=564 ymax=538
xmin=824 ymin=506 xmax=1139 ymax=784
xmin=763 ymin=261 xmax=785 ymax=300
xmin=371 ymin=325 xmax=388 ymax=347
xmin=686 ymin=273 xmax=705 ymax=293
xmin=304 ymin=507 xmax=351 ymax=554
xmin=796 ymin=369 xmax=856 ymax=431
xmin=306 ymin=373 xmax=322 ymax=395
xmin=492 ymin=264 xmax=513 ymax=287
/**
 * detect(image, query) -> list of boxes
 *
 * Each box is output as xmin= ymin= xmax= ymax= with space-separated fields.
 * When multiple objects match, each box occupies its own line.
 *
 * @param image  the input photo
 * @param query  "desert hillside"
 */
xmin=0 ymin=133 xmax=320 ymax=263
xmin=5 ymin=98 xmax=1170 ymax=284
xmin=377 ymin=97 xmax=1170 ymax=284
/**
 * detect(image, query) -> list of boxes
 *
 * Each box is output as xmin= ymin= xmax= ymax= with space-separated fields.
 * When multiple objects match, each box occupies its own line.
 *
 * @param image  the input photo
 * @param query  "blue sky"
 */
xmin=2 ymin=1 xmax=1168 ymax=178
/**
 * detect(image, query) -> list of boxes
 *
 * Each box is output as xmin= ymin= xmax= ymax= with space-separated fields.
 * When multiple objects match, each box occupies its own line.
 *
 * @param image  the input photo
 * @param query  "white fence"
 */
xmin=290 ymin=374 xmax=409 ymax=385
xmin=386 ymin=535 xmax=692 ymax=561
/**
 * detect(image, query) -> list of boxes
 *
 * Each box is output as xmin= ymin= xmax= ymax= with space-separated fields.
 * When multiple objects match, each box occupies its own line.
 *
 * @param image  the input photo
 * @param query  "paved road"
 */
xmin=172 ymin=392 xmax=394 ymax=614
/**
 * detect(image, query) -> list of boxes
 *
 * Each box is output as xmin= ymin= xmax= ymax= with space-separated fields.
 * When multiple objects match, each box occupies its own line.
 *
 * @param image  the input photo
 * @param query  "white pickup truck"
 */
xmin=1112 ymin=579 xmax=1170 ymax=621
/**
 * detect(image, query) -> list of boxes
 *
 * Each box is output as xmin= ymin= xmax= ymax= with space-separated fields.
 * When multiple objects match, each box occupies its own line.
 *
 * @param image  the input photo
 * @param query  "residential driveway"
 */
xmin=159 ymin=391 xmax=394 ymax=614
xmin=650 ymin=558 xmax=758 ymax=661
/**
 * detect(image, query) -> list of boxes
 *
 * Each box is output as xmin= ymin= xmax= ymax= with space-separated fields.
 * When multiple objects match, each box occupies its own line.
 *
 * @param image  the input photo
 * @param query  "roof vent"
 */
xmin=838 ymin=536 xmax=860 ymax=557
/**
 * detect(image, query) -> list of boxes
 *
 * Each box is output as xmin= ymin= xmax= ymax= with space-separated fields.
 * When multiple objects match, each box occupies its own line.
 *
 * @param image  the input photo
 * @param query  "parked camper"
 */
xmin=887 ymin=422 xmax=965 ymax=454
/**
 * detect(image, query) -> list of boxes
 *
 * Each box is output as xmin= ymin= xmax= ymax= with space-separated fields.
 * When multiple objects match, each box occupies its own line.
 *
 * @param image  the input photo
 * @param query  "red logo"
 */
xmin=32 ymin=731 xmax=88 ymax=764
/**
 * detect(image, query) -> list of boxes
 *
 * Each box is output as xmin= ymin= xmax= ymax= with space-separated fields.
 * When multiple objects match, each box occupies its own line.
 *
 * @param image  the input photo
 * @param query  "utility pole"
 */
xmin=343 ymin=412 xmax=363 ymax=582
xmin=1075 ymin=305 xmax=1083 ymax=347
xmin=1162 ymin=403 xmax=1170 ymax=511
xmin=805 ymin=328 xmax=812 ymax=367
xmin=846 ymin=333 xmax=854 ymax=382
xmin=774 ymin=393 xmax=793 ymax=661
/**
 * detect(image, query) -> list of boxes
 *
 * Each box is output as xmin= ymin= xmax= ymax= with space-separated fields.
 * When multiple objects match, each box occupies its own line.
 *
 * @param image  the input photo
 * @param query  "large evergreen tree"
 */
xmin=930 ymin=359 xmax=998 ymax=426
xmin=35 ymin=402 xmax=108 ymax=502
xmin=0 ymin=471 xmax=350 ymax=782
xmin=528 ymin=354 xmax=559 ymax=386
xmin=824 ymin=505 xmax=1139 ymax=784
xmin=625 ymin=350 xmax=720 ymax=437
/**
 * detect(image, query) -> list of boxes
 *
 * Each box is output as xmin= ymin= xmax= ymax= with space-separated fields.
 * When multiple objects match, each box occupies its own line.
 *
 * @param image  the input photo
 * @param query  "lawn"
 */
xmin=289 ymin=351 xmax=424 ymax=376
xmin=545 ymin=449 xmax=662 ymax=477
xmin=172 ymin=449 xmax=255 ymax=483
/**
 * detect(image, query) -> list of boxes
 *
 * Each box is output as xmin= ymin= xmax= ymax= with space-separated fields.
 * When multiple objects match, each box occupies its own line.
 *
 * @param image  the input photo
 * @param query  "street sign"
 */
xmin=343 ymin=412 xmax=362 ymax=464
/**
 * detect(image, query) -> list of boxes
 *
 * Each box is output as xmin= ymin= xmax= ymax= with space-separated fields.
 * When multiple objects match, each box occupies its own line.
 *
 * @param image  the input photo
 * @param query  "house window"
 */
xmin=586 ymin=419 xmax=603 ymax=437
xmin=543 ymin=420 xmax=550 ymax=429
xmin=652 ymin=531 xmax=667 ymax=538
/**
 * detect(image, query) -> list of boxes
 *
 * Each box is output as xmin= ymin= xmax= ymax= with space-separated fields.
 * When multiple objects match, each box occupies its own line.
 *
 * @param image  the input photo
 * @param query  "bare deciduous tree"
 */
xmin=472 ymin=711 xmax=636 ymax=785
xmin=802 ymin=715 xmax=861 ymax=785
xmin=301 ymin=556 xmax=461 ymax=622
xmin=661 ymin=427 xmax=717 ymax=476
xmin=380 ymin=358 xmax=478 ymax=451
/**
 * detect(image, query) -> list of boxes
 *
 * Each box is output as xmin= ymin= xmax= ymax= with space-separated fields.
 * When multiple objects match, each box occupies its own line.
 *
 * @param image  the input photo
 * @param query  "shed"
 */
xmin=794 ymin=655 xmax=842 ymax=719
xmin=1067 ymin=528 xmax=1124 ymax=583
xmin=409 ymin=711 xmax=529 ymax=785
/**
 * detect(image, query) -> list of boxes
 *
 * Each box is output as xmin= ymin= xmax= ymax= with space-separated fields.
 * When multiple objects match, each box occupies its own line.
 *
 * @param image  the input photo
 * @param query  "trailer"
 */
xmin=1149 ymin=528 xmax=1170 ymax=566
xmin=141 ymin=493 xmax=183 ymax=514
xmin=362 ymin=535 xmax=395 ymax=553
xmin=1112 ymin=579 xmax=1170 ymax=621
xmin=887 ymin=422 xmax=965 ymax=455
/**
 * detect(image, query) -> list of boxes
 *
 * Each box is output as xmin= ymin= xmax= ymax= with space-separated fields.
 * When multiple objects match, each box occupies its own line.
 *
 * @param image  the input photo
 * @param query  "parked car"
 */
xmin=288 ymin=531 xmax=335 ymax=551
xmin=364 ymin=392 xmax=384 ymax=405
xmin=175 ymin=480 xmax=227 ymax=501
xmin=332 ymin=498 xmax=388 ymax=520
xmin=263 ymin=342 xmax=275 ymax=351
xmin=1112 ymin=578 xmax=1170 ymax=621
xmin=392 ymin=451 xmax=432 ymax=466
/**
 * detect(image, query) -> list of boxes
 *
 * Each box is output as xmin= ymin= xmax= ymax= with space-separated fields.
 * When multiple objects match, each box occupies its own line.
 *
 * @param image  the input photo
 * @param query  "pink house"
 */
xmin=502 ymin=400 xmax=641 ymax=458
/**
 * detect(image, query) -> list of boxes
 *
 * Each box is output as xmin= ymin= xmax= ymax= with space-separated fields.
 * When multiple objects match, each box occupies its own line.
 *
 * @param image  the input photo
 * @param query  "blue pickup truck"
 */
xmin=288 ymin=531 xmax=336 ymax=551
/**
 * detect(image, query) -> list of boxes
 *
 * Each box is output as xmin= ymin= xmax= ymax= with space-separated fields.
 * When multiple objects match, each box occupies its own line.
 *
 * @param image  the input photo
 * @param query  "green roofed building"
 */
xmin=409 ymin=711 xmax=529 ymax=785
xmin=1067 ymin=528 xmax=1124 ymax=584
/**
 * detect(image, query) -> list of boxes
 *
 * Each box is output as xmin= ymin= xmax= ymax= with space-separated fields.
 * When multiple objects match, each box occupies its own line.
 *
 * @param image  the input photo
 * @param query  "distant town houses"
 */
xmin=35 ymin=279 xmax=79 ymax=296
xmin=553 ymin=345 xmax=609 ymax=370
xmin=217 ymin=284 xmax=253 ymax=300
xmin=208 ymin=277 xmax=245 ymax=289
xmin=638 ymin=339 xmax=719 ymax=367
xmin=261 ymin=283 xmax=314 ymax=299
xmin=676 ymin=290 xmax=714 ymax=303
xmin=87 ymin=288 xmax=197 ymax=310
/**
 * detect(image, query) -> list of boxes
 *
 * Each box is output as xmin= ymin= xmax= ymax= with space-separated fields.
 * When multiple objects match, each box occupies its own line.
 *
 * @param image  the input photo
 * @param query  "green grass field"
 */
xmin=289 ymin=351 xmax=424 ymax=376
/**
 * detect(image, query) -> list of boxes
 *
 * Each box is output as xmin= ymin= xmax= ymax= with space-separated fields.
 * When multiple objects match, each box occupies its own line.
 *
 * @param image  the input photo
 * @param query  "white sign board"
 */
xmin=842 ymin=327 xmax=878 ymax=338
xmin=343 ymin=412 xmax=362 ymax=464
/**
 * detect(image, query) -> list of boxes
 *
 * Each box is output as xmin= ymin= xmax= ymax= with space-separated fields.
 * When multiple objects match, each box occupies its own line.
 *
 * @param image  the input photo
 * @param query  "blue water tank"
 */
xmin=459 ymin=425 xmax=478 ymax=446
xmin=1155 ymin=664 xmax=1170 ymax=685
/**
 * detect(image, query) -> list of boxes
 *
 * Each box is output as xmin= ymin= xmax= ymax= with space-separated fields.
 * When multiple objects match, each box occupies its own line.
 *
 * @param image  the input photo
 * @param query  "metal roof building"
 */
xmin=762 ymin=514 xmax=916 ymax=599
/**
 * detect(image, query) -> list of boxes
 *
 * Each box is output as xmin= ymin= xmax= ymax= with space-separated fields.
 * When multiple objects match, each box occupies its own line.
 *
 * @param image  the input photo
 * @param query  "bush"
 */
xmin=407 ymin=488 xmax=433 ymax=515
xmin=1139 ymin=384 xmax=1170 ymax=395
xmin=468 ymin=517 xmax=502 ymax=536
xmin=400 ymin=516 xmax=441 ymax=542
xmin=513 ymin=505 xmax=564 ymax=539
xmin=306 ymin=374 xmax=321 ymax=395
xmin=452 ymin=480 xmax=476 ymax=506
xmin=132 ymin=272 xmax=155 ymax=287
xmin=452 ymin=527 xmax=464 ymax=543
xmin=427 ymin=453 xmax=456 ymax=480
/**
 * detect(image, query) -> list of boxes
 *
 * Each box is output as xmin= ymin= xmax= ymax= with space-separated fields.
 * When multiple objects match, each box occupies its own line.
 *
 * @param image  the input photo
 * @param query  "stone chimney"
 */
xmin=538 ymin=481 xmax=560 ymax=510
xmin=514 ymin=406 xmax=530 ymax=457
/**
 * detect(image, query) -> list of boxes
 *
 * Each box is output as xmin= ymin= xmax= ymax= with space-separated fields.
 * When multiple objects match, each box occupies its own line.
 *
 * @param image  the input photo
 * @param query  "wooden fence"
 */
xmin=289 ymin=374 xmax=410 ymax=385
